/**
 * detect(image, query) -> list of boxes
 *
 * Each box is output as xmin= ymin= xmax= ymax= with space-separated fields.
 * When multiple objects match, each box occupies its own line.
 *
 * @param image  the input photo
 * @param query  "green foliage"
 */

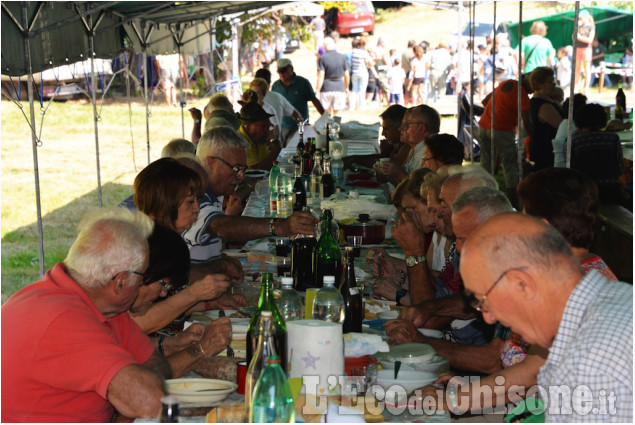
xmin=374 ymin=7 xmax=391 ymax=24
xmin=317 ymin=1 xmax=355 ymax=14
xmin=553 ymin=1 xmax=634 ymax=12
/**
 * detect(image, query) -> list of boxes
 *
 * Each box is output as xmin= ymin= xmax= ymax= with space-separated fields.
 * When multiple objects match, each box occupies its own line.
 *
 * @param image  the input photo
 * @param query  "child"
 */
xmin=556 ymin=46 xmax=572 ymax=89
xmin=386 ymin=57 xmax=406 ymax=105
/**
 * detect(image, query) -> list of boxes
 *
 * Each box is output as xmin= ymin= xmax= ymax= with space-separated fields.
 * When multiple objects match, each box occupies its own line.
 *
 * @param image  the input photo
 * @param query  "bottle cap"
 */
xmin=281 ymin=277 xmax=294 ymax=286
xmin=161 ymin=395 xmax=179 ymax=405
xmin=323 ymin=275 xmax=335 ymax=285
xmin=261 ymin=310 xmax=273 ymax=319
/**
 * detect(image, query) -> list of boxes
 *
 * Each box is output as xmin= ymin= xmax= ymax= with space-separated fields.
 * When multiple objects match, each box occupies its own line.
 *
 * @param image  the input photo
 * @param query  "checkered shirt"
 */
xmin=537 ymin=270 xmax=633 ymax=422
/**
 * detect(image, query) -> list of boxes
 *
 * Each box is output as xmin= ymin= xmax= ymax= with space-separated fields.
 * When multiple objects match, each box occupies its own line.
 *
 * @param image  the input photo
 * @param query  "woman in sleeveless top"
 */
xmin=528 ymin=67 xmax=563 ymax=171
xmin=574 ymin=11 xmax=595 ymax=94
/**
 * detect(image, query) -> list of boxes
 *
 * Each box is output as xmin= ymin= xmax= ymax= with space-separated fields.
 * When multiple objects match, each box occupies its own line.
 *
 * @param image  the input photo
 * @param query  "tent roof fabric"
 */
xmin=507 ymin=6 xmax=633 ymax=51
xmin=1 ymin=1 xmax=288 ymax=75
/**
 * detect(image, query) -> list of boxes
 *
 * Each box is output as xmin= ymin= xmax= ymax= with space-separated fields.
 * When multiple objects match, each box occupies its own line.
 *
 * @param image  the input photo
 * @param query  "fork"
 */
xmin=218 ymin=309 xmax=234 ymax=358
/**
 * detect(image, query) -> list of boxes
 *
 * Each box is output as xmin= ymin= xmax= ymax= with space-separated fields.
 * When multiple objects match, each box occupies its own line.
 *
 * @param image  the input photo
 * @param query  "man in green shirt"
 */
xmin=521 ymin=21 xmax=555 ymax=73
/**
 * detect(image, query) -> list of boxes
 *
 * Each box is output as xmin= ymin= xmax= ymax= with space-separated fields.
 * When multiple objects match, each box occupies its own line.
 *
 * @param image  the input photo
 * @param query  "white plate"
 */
xmin=377 ymin=310 xmax=399 ymax=320
xmin=377 ymin=369 xmax=438 ymax=394
xmin=204 ymin=309 xmax=237 ymax=319
xmin=166 ymin=378 xmax=237 ymax=404
xmin=223 ymin=249 xmax=247 ymax=257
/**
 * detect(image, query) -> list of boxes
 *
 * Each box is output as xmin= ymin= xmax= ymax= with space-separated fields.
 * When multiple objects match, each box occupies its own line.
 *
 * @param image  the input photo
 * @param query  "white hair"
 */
xmin=196 ymin=126 xmax=248 ymax=170
xmin=323 ymin=36 xmax=336 ymax=51
xmin=64 ymin=208 xmax=154 ymax=289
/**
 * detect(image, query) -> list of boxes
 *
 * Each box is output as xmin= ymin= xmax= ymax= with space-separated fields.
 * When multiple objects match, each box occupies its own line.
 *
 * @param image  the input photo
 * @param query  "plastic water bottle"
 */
xmin=276 ymin=169 xmax=292 ymax=218
xmin=250 ymin=355 xmax=295 ymax=423
xmin=276 ymin=277 xmax=303 ymax=321
xmin=330 ymin=150 xmax=344 ymax=187
xmin=312 ymin=275 xmax=345 ymax=324
xmin=269 ymin=161 xmax=280 ymax=215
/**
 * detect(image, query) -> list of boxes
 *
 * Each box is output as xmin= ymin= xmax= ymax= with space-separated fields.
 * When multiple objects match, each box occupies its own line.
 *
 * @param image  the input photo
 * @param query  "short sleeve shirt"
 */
xmin=318 ymin=51 xmax=349 ymax=92
xmin=272 ymin=74 xmax=317 ymax=129
xmin=521 ymin=34 xmax=555 ymax=73
xmin=537 ymin=270 xmax=633 ymax=422
xmin=1 ymin=263 xmax=154 ymax=422
xmin=239 ymin=125 xmax=270 ymax=168
xmin=182 ymin=186 xmax=224 ymax=263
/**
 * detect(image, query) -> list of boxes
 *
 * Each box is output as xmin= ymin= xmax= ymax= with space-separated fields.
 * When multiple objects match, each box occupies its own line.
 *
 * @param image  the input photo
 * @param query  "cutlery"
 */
xmin=218 ymin=309 xmax=234 ymax=358
xmin=394 ymin=360 xmax=401 ymax=380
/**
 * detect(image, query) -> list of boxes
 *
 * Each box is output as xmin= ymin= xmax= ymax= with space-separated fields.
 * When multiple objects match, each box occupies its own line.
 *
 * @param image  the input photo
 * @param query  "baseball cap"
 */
xmin=277 ymin=58 xmax=292 ymax=70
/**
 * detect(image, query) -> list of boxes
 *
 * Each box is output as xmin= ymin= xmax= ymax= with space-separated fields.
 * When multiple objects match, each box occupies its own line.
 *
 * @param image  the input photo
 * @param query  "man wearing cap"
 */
xmin=272 ymin=58 xmax=325 ymax=144
xmin=316 ymin=36 xmax=350 ymax=116
xmin=238 ymin=102 xmax=282 ymax=170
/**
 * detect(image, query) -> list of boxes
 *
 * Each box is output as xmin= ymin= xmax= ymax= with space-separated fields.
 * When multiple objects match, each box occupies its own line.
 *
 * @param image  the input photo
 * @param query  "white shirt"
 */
xmin=264 ymin=91 xmax=298 ymax=130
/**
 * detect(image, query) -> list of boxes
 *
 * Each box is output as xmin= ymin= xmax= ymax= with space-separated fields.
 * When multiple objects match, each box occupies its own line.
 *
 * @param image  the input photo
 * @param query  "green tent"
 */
xmin=508 ymin=5 xmax=633 ymax=53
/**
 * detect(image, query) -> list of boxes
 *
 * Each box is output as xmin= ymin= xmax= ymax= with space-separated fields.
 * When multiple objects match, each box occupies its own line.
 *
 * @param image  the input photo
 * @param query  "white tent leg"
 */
xmin=22 ymin=3 xmax=45 ymax=277
xmin=89 ymin=13 xmax=103 ymax=207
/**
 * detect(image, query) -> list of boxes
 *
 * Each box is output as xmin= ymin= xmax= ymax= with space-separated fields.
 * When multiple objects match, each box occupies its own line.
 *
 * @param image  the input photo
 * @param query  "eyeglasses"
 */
xmin=211 ymin=156 xmax=248 ymax=177
xmin=422 ymin=157 xmax=436 ymax=163
xmin=158 ymin=279 xmax=174 ymax=293
xmin=251 ymin=123 xmax=274 ymax=131
xmin=111 ymin=270 xmax=151 ymax=283
xmin=469 ymin=267 xmax=527 ymax=312
xmin=402 ymin=121 xmax=425 ymax=128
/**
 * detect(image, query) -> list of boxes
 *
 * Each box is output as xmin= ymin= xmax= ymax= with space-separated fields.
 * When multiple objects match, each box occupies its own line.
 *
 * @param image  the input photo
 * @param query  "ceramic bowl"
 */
xmin=388 ymin=343 xmax=436 ymax=364
xmin=376 ymin=310 xmax=399 ymax=320
xmin=376 ymin=369 xmax=438 ymax=393
xmin=166 ymin=378 xmax=237 ymax=404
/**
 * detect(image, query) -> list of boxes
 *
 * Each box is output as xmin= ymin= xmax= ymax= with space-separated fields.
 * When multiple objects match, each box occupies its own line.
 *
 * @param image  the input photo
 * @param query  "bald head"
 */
xmin=436 ymin=167 xmax=499 ymax=237
xmin=460 ymin=213 xmax=582 ymax=347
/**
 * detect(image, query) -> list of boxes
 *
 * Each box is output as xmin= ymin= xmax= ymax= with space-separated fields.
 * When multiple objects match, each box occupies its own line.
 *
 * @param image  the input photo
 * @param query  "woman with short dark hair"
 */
xmin=421 ymin=133 xmax=465 ymax=170
xmin=528 ymin=67 xmax=563 ymax=171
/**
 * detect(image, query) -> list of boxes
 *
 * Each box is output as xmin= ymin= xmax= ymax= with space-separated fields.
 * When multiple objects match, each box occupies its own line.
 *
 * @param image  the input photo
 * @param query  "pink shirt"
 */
xmin=1 ymin=263 xmax=154 ymax=422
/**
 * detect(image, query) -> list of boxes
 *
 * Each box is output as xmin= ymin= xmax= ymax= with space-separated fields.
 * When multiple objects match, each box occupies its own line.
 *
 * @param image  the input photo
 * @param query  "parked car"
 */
xmin=284 ymin=32 xmax=301 ymax=54
xmin=448 ymin=21 xmax=509 ymax=50
xmin=333 ymin=1 xmax=375 ymax=36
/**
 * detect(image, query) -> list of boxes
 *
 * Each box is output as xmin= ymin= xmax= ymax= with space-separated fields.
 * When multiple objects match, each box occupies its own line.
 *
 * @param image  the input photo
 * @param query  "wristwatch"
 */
xmin=405 ymin=255 xmax=426 ymax=267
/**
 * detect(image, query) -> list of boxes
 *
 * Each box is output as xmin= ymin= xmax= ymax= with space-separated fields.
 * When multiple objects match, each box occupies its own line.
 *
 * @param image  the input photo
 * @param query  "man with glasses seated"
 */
xmin=185 ymin=127 xmax=317 ymax=282
xmin=375 ymin=104 xmax=440 ymax=186
xmin=386 ymin=186 xmax=513 ymax=372
xmin=1 ymin=208 xmax=170 ymax=421
xmin=238 ymin=102 xmax=281 ymax=170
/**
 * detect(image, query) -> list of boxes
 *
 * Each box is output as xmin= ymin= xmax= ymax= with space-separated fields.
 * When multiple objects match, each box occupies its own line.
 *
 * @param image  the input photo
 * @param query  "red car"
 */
xmin=334 ymin=1 xmax=375 ymax=36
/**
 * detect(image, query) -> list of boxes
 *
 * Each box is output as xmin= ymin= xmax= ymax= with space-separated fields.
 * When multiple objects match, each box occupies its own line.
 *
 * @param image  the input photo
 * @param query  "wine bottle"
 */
xmin=292 ymin=165 xmax=307 ymax=212
xmin=313 ymin=209 xmax=342 ymax=288
xmin=269 ymin=161 xmax=280 ymax=215
xmin=292 ymin=232 xmax=317 ymax=291
xmin=321 ymin=155 xmax=335 ymax=198
xmin=340 ymin=246 xmax=363 ymax=333
xmin=246 ymin=273 xmax=287 ymax=374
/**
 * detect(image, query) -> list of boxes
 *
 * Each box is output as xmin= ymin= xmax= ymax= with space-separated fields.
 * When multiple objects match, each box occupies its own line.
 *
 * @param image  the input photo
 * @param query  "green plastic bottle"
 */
xmin=246 ymin=273 xmax=287 ymax=374
xmin=313 ymin=209 xmax=342 ymax=288
xmin=249 ymin=355 xmax=295 ymax=423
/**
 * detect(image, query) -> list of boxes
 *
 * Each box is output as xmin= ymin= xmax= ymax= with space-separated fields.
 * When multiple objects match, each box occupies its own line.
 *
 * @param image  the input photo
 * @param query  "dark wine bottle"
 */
xmin=292 ymin=233 xmax=316 ymax=291
xmin=340 ymin=246 xmax=363 ymax=333
xmin=292 ymin=165 xmax=307 ymax=212
xmin=321 ymin=156 xmax=335 ymax=198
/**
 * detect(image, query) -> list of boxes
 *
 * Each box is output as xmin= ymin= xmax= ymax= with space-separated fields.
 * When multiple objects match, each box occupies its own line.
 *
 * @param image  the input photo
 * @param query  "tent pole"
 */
xmin=566 ymin=3 xmax=581 ymax=168
xmin=232 ymin=19 xmax=239 ymax=101
xmin=210 ymin=17 xmax=217 ymax=93
xmin=469 ymin=1 xmax=475 ymax=163
xmin=178 ymin=42 xmax=185 ymax=138
xmin=456 ymin=1 xmax=463 ymax=145
xmin=517 ymin=2 xmax=523 ymax=182
xmin=88 ymin=12 xmax=103 ymax=207
xmin=490 ymin=1 xmax=496 ymax=176
xmin=22 ymin=2 xmax=45 ymax=277
xmin=142 ymin=21 xmax=151 ymax=164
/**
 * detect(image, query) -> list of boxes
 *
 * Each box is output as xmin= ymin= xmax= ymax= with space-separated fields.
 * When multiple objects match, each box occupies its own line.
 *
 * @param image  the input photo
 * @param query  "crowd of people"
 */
xmin=2 ymin=9 xmax=633 ymax=423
